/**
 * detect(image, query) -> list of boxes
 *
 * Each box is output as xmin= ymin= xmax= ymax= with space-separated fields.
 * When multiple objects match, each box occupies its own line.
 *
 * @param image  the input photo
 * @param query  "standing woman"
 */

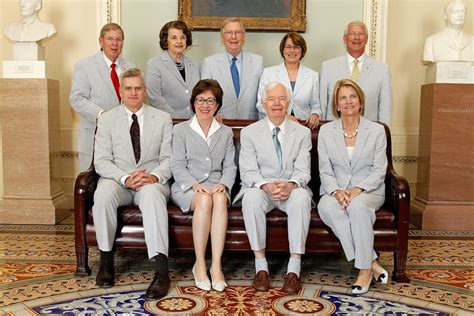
xmin=171 ymin=80 xmax=237 ymax=292
xmin=317 ymin=79 xmax=389 ymax=295
xmin=146 ymin=20 xmax=200 ymax=118
xmin=256 ymin=32 xmax=321 ymax=129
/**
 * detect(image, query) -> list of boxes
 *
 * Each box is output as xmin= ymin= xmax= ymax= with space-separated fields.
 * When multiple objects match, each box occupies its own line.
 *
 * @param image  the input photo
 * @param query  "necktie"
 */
xmin=130 ymin=114 xmax=140 ymax=163
xmin=272 ymin=127 xmax=282 ymax=171
xmin=111 ymin=63 xmax=121 ymax=102
xmin=230 ymin=57 xmax=240 ymax=97
xmin=351 ymin=59 xmax=360 ymax=81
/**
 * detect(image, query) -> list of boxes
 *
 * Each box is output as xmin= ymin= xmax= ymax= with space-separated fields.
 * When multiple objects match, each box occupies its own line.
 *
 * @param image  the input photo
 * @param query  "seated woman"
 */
xmin=146 ymin=20 xmax=200 ymax=118
xmin=317 ymin=79 xmax=389 ymax=295
xmin=256 ymin=32 xmax=321 ymax=129
xmin=170 ymin=79 xmax=237 ymax=292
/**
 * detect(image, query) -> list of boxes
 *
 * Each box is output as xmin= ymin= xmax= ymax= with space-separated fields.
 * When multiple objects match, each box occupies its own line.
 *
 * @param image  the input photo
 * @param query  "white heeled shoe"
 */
xmin=351 ymin=273 xmax=373 ymax=295
xmin=192 ymin=266 xmax=211 ymax=291
xmin=372 ymin=261 xmax=389 ymax=285
xmin=210 ymin=269 xmax=227 ymax=292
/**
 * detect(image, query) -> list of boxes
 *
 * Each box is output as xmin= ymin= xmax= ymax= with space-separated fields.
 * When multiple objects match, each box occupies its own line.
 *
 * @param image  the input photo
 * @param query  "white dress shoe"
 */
xmin=211 ymin=280 xmax=228 ymax=292
xmin=192 ymin=266 xmax=211 ymax=291
xmin=351 ymin=283 xmax=370 ymax=295
xmin=210 ymin=269 xmax=227 ymax=292
xmin=372 ymin=261 xmax=389 ymax=284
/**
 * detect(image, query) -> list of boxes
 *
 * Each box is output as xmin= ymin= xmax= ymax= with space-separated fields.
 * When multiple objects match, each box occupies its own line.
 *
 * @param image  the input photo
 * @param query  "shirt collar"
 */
xmin=102 ymin=52 xmax=116 ymax=68
xmin=226 ymin=51 xmax=243 ymax=63
xmin=347 ymin=52 xmax=365 ymax=65
xmin=266 ymin=117 xmax=287 ymax=134
xmin=189 ymin=115 xmax=221 ymax=142
xmin=125 ymin=105 xmax=144 ymax=118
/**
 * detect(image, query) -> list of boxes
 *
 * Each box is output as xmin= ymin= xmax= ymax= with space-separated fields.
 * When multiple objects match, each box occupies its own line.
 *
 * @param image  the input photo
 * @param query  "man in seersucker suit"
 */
xmin=201 ymin=17 xmax=264 ymax=120
xmin=93 ymin=68 xmax=172 ymax=300
xmin=233 ymin=81 xmax=313 ymax=294
xmin=70 ymin=23 xmax=135 ymax=171
xmin=319 ymin=21 xmax=393 ymax=126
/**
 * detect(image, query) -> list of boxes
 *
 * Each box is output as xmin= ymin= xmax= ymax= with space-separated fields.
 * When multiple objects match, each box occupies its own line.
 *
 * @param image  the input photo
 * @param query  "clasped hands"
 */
xmin=125 ymin=168 xmax=158 ymax=191
xmin=334 ymin=187 xmax=363 ymax=210
xmin=192 ymin=183 xmax=226 ymax=195
xmin=261 ymin=180 xmax=295 ymax=201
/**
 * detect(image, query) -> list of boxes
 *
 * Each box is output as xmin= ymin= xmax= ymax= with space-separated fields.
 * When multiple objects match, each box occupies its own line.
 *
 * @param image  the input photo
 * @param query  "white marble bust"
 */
xmin=423 ymin=0 xmax=474 ymax=63
xmin=3 ymin=0 xmax=56 ymax=42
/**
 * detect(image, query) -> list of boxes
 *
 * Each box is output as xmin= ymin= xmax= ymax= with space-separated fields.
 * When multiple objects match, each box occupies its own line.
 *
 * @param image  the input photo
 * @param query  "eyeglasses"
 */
xmin=195 ymin=97 xmax=217 ymax=105
xmin=346 ymin=32 xmax=367 ymax=38
xmin=222 ymin=30 xmax=244 ymax=37
xmin=104 ymin=37 xmax=123 ymax=43
xmin=284 ymin=45 xmax=301 ymax=50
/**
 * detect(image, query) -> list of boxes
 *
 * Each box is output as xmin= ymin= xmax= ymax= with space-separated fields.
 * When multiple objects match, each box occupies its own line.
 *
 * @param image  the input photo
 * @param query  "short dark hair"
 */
xmin=190 ymin=79 xmax=224 ymax=115
xmin=279 ymin=32 xmax=307 ymax=59
xmin=159 ymin=20 xmax=192 ymax=50
xmin=100 ymin=23 xmax=124 ymax=39
xmin=332 ymin=79 xmax=365 ymax=118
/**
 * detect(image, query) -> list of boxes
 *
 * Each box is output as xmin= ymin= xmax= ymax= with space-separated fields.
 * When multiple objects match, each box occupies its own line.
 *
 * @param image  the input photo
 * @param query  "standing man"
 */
xmin=93 ymin=68 xmax=172 ymax=299
xmin=70 ymin=23 xmax=135 ymax=171
xmin=234 ymin=82 xmax=313 ymax=294
xmin=319 ymin=21 xmax=392 ymax=126
xmin=201 ymin=17 xmax=264 ymax=120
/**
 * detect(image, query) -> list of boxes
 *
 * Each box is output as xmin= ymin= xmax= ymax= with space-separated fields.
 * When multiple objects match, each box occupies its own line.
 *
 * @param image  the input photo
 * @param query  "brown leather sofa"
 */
xmin=74 ymin=119 xmax=410 ymax=282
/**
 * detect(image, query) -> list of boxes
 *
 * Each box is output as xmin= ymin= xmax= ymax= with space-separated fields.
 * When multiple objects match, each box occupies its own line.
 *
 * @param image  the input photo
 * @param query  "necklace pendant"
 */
xmin=343 ymin=128 xmax=358 ymax=138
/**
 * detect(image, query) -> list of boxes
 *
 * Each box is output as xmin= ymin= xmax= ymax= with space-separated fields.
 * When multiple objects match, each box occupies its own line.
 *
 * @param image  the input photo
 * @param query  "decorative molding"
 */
xmin=363 ymin=0 xmax=388 ymax=61
xmin=393 ymin=156 xmax=418 ymax=164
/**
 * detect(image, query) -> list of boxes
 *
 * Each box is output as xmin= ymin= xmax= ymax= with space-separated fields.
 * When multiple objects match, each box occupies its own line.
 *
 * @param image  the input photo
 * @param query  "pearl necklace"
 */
xmin=343 ymin=128 xmax=358 ymax=138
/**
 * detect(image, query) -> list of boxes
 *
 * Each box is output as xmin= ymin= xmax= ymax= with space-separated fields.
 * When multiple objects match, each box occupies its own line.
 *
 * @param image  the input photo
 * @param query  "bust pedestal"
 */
xmin=412 ymin=83 xmax=474 ymax=231
xmin=0 ymin=79 xmax=68 ymax=224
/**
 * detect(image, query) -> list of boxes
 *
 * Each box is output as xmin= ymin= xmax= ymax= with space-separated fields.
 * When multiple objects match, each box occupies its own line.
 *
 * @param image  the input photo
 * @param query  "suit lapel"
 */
xmin=293 ymin=64 xmax=309 ymax=96
xmin=258 ymin=120 xmax=280 ymax=169
xmin=183 ymin=55 xmax=196 ymax=88
xmin=281 ymin=122 xmax=296 ymax=174
xmin=350 ymin=117 xmax=370 ymax=169
xmin=187 ymin=121 xmax=211 ymax=153
xmin=162 ymin=53 xmax=186 ymax=86
xmin=140 ymin=106 xmax=157 ymax=163
xmin=116 ymin=107 xmax=136 ymax=163
xmin=358 ymin=56 xmax=374 ymax=85
xmin=332 ymin=120 xmax=351 ymax=170
xmin=208 ymin=126 xmax=223 ymax=153
xmin=337 ymin=56 xmax=351 ymax=79
xmin=239 ymin=52 xmax=253 ymax=100
xmin=217 ymin=54 xmax=237 ymax=101
xmin=95 ymin=51 xmax=118 ymax=102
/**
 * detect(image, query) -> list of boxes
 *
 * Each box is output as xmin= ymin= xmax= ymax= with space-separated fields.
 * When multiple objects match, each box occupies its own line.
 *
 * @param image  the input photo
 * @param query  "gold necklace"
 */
xmin=343 ymin=128 xmax=358 ymax=138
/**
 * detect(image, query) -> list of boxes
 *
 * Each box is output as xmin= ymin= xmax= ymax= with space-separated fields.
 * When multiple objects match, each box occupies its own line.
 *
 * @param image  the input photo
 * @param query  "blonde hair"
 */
xmin=332 ymin=79 xmax=365 ymax=118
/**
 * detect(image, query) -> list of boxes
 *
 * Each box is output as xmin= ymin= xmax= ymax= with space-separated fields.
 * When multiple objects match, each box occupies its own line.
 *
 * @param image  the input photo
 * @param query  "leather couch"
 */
xmin=74 ymin=119 xmax=410 ymax=282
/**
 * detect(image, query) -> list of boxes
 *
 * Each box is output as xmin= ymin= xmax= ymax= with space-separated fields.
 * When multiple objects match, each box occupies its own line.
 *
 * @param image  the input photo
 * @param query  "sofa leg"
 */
xmin=392 ymin=250 xmax=410 ymax=283
xmin=75 ymin=245 xmax=91 ymax=276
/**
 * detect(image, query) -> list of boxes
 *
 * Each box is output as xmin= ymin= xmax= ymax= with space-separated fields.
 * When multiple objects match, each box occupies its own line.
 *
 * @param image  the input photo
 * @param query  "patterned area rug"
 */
xmin=0 ymin=223 xmax=473 ymax=315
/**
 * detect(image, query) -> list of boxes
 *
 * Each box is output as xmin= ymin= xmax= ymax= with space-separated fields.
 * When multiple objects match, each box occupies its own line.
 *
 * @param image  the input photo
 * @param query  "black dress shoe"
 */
xmin=96 ymin=261 xmax=114 ymax=288
xmin=146 ymin=273 xmax=171 ymax=299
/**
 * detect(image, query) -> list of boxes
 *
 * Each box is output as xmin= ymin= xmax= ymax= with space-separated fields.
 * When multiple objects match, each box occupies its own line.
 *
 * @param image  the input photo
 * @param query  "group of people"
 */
xmin=69 ymin=18 xmax=392 ymax=300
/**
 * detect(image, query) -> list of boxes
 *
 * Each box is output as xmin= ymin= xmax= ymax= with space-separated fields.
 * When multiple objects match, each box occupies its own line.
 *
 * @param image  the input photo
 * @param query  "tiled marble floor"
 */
xmin=0 ymin=217 xmax=473 ymax=315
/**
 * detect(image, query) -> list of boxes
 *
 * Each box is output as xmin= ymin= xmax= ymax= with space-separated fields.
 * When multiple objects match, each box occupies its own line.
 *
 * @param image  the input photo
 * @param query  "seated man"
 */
xmin=234 ymin=82 xmax=313 ymax=294
xmin=93 ymin=68 xmax=173 ymax=299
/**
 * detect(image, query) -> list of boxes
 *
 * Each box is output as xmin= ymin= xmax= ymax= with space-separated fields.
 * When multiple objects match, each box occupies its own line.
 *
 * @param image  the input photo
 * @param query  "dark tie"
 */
xmin=230 ymin=57 xmax=240 ymax=97
xmin=130 ymin=114 xmax=140 ymax=163
xmin=272 ymin=127 xmax=282 ymax=171
xmin=111 ymin=63 xmax=121 ymax=102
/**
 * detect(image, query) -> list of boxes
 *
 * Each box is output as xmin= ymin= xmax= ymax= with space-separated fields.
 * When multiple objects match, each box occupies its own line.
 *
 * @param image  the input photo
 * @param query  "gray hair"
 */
xmin=261 ymin=81 xmax=292 ymax=103
xmin=220 ymin=17 xmax=246 ymax=34
xmin=119 ymin=68 xmax=145 ymax=86
xmin=344 ymin=21 xmax=368 ymax=36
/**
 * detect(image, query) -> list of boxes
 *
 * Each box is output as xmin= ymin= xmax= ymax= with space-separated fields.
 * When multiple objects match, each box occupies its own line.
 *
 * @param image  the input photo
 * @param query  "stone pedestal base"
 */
xmin=0 ymin=79 xmax=67 ymax=224
xmin=412 ymin=198 xmax=474 ymax=231
xmin=13 ymin=42 xmax=45 ymax=61
xmin=414 ymin=83 xmax=474 ymax=231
